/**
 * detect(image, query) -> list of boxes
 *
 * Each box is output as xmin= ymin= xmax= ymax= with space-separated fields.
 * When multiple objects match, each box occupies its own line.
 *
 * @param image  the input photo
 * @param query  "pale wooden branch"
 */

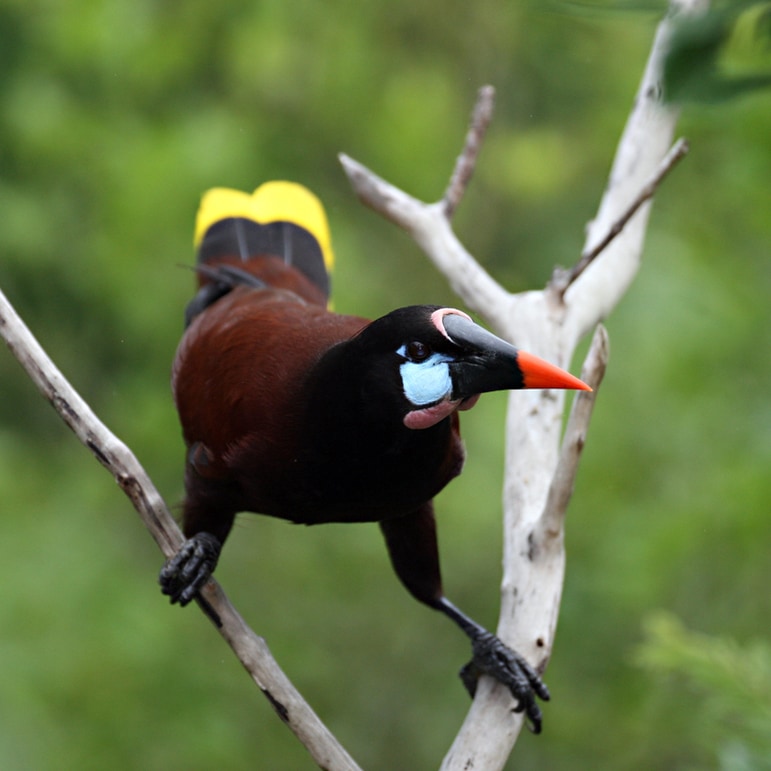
xmin=340 ymin=3 xmax=699 ymax=769
xmin=443 ymin=85 xmax=496 ymax=218
xmin=551 ymin=138 xmax=690 ymax=297
xmin=0 ymin=286 xmax=362 ymax=771
xmin=339 ymin=154 xmax=513 ymax=336
xmin=0 ymin=288 xmax=180 ymax=558
xmin=538 ymin=323 xmax=609 ymax=542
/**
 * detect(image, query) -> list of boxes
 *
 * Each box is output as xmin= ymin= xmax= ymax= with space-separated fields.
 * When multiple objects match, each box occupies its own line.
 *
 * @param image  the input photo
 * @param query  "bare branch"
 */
xmin=0 ymin=288 xmax=181 ymax=557
xmin=537 ymin=324 xmax=609 ymax=541
xmin=443 ymin=85 xmax=496 ymax=218
xmin=338 ymin=152 xmax=425 ymax=224
xmin=551 ymin=138 xmax=689 ymax=296
xmin=340 ymin=152 xmax=512 ymax=332
xmin=0 ymin=286 xmax=362 ymax=771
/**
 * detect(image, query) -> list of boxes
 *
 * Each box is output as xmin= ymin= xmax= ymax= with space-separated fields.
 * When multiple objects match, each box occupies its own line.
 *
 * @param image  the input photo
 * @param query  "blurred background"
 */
xmin=1 ymin=1 xmax=769 ymax=769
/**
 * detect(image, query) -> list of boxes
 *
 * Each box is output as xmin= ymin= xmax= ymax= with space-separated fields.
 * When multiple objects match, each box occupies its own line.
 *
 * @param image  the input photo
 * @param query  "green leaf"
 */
xmin=636 ymin=612 xmax=771 ymax=768
xmin=664 ymin=1 xmax=771 ymax=103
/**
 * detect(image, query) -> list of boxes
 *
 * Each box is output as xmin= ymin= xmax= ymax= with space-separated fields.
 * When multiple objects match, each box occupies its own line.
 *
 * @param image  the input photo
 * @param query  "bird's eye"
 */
xmin=405 ymin=341 xmax=431 ymax=362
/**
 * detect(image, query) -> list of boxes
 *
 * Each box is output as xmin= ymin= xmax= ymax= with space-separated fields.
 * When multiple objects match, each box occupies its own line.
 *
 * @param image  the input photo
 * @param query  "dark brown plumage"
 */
xmin=160 ymin=182 xmax=590 ymax=732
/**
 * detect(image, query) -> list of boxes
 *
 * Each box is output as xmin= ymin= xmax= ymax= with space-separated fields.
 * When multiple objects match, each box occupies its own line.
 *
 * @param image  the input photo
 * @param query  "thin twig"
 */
xmin=0 ymin=286 xmax=362 ymax=771
xmin=537 ymin=324 xmax=609 ymax=542
xmin=552 ymin=137 xmax=690 ymax=297
xmin=443 ymin=85 xmax=496 ymax=219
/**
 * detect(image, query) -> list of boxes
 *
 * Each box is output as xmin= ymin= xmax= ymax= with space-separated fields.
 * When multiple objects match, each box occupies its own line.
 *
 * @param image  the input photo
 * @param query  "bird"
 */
xmin=159 ymin=180 xmax=591 ymax=733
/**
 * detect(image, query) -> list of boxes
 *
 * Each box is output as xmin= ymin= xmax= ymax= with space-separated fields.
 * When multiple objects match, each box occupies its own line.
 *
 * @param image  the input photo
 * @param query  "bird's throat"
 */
xmin=403 ymin=394 xmax=479 ymax=430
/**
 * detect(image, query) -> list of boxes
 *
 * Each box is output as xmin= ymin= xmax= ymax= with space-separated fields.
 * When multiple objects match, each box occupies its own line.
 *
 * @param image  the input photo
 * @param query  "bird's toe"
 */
xmin=159 ymin=532 xmax=222 ymax=606
xmin=461 ymin=631 xmax=550 ymax=734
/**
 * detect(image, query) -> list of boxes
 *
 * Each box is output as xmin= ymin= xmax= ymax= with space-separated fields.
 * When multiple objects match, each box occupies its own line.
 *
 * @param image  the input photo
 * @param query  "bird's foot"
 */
xmin=459 ymin=630 xmax=550 ymax=734
xmin=159 ymin=532 xmax=222 ymax=606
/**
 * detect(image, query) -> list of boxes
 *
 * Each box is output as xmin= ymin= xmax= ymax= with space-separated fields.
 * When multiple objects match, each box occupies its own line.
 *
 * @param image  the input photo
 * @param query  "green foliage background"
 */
xmin=1 ymin=1 xmax=769 ymax=769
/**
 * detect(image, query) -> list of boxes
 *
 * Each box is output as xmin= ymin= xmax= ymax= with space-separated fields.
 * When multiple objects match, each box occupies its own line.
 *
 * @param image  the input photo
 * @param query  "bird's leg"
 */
xmin=160 ymin=470 xmax=236 ymax=608
xmin=159 ymin=531 xmax=222 ymax=606
xmin=436 ymin=596 xmax=550 ymax=734
xmin=380 ymin=504 xmax=549 ymax=733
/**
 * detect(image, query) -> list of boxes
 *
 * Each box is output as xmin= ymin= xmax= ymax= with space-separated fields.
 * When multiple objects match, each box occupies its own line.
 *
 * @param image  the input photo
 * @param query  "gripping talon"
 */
xmin=463 ymin=630 xmax=550 ymax=734
xmin=159 ymin=532 xmax=222 ymax=607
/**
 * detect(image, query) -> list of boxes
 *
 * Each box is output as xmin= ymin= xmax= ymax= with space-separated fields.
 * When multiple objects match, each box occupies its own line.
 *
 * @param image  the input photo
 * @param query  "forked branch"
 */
xmin=341 ymin=4 xmax=694 ymax=770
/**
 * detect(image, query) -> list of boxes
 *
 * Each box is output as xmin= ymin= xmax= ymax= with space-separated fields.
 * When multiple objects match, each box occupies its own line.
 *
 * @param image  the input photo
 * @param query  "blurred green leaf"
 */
xmin=664 ymin=1 xmax=771 ymax=102
xmin=636 ymin=612 xmax=771 ymax=769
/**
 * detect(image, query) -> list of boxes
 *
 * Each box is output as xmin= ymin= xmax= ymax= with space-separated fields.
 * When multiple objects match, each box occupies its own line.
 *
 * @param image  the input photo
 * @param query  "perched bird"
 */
xmin=160 ymin=181 xmax=590 ymax=732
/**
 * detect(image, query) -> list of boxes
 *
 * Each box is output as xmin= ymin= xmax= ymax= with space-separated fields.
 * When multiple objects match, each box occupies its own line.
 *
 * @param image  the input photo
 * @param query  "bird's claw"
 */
xmin=460 ymin=631 xmax=550 ymax=734
xmin=159 ymin=532 xmax=222 ymax=606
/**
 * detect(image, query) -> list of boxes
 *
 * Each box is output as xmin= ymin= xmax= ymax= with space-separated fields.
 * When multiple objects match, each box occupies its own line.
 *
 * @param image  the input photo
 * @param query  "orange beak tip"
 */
xmin=517 ymin=350 xmax=593 ymax=392
xmin=564 ymin=378 xmax=592 ymax=392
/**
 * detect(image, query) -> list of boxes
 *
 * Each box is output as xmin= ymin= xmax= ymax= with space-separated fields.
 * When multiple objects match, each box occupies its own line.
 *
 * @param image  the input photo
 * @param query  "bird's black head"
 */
xmin=337 ymin=305 xmax=590 ymax=430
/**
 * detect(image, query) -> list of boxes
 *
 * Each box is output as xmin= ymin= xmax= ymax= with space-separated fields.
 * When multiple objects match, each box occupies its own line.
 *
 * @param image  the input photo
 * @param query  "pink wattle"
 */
xmin=403 ymin=399 xmax=462 ymax=429
xmin=403 ymin=393 xmax=481 ymax=430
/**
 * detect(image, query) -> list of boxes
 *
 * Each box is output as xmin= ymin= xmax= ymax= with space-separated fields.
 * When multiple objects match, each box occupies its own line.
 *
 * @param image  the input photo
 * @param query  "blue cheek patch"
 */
xmin=398 ymin=351 xmax=454 ymax=407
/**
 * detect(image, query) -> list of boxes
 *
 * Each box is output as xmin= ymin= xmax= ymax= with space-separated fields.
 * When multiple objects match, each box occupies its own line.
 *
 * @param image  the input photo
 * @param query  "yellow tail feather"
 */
xmin=194 ymin=181 xmax=334 ymax=274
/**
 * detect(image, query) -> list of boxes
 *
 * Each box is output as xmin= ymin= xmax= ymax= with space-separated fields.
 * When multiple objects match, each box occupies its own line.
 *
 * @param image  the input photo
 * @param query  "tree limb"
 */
xmin=538 ymin=323 xmax=609 ymax=542
xmin=443 ymin=84 xmax=496 ymax=219
xmin=551 ymin=138 xmax=690 ymax=297
xmin=340 ymin=3 xmax=699 ymax=769
xmin=0 ymin=286 xmax=363 ymax=771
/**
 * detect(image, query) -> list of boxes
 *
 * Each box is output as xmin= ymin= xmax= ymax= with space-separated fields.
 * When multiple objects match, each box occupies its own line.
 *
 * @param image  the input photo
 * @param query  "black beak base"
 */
xmin=442 ymin=313 xmax=590 ymax=397
xmin=443 ymin=314 xmax=525 ymax=398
